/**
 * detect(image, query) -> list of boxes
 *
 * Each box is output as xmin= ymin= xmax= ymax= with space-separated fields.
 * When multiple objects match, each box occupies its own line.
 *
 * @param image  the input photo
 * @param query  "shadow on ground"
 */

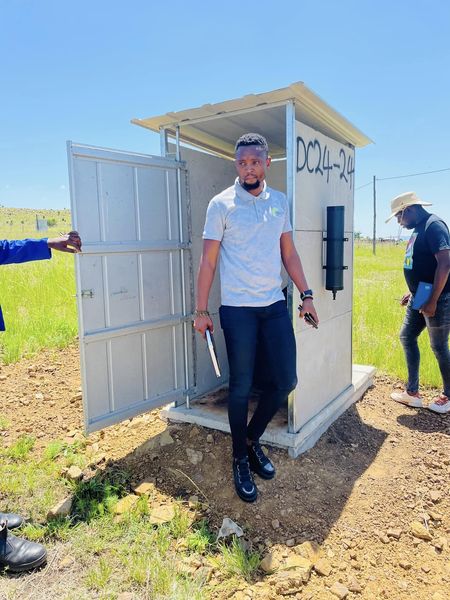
xmin=397 ymin=410 xmax=450 ymax=436
xmin=74 ymin=402 xmax=388 ymax=545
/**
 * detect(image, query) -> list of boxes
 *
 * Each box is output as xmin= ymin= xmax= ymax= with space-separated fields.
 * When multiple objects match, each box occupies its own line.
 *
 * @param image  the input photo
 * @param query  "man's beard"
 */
xmin=242 ymin=179 xmax=261 ymax=191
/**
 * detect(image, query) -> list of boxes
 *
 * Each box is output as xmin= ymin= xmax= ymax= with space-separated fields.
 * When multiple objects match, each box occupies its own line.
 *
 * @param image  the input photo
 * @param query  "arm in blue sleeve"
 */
xmin=0 ymin=239 xmax=52 ymax=265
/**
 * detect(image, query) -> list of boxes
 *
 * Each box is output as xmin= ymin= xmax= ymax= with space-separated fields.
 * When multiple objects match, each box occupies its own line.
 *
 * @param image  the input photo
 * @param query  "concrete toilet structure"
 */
xmin=68 ymin=82 xmax=375 ymax=457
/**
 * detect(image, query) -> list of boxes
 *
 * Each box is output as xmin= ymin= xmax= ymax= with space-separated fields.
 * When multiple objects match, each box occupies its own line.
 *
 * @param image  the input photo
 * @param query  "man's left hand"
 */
xmin=299 ymin=298 xmax=319 ymax=326
xmin=419 ymin=299 xmax=437 ymax=318
xmin=47 ymin=231 xmax=82 ymax=253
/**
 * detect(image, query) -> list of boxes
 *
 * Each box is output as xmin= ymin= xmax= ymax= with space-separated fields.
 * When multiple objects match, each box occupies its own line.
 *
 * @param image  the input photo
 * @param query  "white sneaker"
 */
xmin=390 ymin=390 xmax=423 ymax=408
xmin=428 ymin=394 xmax=450 ymax=414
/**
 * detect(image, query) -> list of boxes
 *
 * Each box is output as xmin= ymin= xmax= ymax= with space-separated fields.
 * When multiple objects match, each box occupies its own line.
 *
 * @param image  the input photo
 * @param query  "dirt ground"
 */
xmin=0 ymin=343 xmax=449 ymax=599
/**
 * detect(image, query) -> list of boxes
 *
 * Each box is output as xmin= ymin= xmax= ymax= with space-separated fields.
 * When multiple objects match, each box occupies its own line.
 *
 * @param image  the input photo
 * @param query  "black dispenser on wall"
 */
xmin=323 ymin=206 xmax=348 ymax=300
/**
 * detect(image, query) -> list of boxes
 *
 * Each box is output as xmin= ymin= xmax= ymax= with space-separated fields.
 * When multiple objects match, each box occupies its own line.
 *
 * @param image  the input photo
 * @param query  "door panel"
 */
xmin=68 ymin=142 xmax=193 ymax=432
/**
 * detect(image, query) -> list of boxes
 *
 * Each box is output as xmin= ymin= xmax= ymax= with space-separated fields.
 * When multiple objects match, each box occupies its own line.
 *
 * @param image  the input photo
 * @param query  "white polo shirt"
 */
xmin=203 ymin=178 xmax=292 ymax=307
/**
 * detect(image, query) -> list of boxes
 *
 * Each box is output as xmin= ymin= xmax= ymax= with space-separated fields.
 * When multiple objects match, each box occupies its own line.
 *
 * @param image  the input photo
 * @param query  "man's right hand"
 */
xmin=193 ymin=315 xmax=214 ymax=338
xmin=47 ymin=231 xmax=82 ymax=253
xmin=400 ymin=292 xmax=411 ymax=306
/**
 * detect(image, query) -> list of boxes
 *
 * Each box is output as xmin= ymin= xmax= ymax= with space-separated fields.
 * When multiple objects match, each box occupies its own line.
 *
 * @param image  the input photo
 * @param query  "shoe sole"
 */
xmin=235 ymin=488 xmax=258 ymax=502
xmin=391 ymin=396 xmax=423 ymax=408
xmin=427 ymin=406 xmax=450 ymax=414
xmin=233 ymin=480 xmax=258 ymax=502
xmin=0 ymin=552 xmax=47 ymax=573
xmin=249 ymin=466 xmax=275 ymax=480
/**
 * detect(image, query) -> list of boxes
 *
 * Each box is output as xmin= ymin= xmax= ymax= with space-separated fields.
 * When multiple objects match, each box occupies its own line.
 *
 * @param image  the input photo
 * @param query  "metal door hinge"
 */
xmin=81 ymin=289 xmax=94 ymax=299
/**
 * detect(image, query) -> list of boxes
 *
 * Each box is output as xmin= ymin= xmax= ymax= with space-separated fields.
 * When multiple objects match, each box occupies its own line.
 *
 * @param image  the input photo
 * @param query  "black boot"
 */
xmin=0 ymin=512 xmax=24 ymax=530
xmin=0 ymin=522 xmax=47 ymax=572
xmin=233 ymin=456 xmax=258 ymax=502
xmin=248 ymin=442 xmax=275 ymax=479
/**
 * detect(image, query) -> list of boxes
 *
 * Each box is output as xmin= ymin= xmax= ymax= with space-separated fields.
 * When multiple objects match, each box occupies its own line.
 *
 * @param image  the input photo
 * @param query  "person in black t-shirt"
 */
xmin=386 ymin=192 xmax=450 ymax=414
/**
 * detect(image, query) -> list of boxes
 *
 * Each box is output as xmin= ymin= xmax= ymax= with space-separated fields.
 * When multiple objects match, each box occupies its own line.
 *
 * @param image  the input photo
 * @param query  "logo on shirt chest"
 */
xmin=268 ymin=205 xmax=282 ymax=218
xmin=404 ymin=232 xmax=417 ymax=270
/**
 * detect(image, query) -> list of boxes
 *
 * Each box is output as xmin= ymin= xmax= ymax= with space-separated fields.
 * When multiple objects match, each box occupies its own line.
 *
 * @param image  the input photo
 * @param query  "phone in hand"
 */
xmin=304 ymin=312 xmax=318 ymax=329
xmin=298 ymin=305 xmax=318 ymax=329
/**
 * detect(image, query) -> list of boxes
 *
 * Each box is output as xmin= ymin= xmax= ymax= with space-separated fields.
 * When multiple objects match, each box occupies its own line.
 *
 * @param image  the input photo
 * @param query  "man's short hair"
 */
xmin=235 ymin=133 xmax=269 ymax=155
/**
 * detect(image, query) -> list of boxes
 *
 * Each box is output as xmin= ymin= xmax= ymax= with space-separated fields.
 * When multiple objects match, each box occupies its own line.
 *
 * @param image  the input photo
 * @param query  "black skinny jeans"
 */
xmin=219 ymin=300 xmax=298 ymax=459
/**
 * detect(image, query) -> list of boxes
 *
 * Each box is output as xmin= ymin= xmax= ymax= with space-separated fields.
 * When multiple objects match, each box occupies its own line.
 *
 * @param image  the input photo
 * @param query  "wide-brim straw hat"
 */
xmin=385 ymin=191 xmax=432 ymax=223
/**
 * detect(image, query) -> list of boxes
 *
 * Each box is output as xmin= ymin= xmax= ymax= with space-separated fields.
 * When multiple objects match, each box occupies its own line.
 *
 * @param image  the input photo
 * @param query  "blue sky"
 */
xmin=1 ymin=0 xmax=449 ymax=236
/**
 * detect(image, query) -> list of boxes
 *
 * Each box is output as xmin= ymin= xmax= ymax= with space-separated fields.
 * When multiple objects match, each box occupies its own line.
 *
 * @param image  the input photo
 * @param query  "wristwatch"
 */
xmin=300 ymin=289 xmax=314 ymax=301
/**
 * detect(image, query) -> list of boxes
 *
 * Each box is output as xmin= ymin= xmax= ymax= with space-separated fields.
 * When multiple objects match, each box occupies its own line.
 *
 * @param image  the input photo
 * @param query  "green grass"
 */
xmin=5 ymin=434 xmax=36 ymax=460
xmin=0 ymin=429 xmax=261 ymax=598
xmin=85 ymin=557 xmax=113 ymax=591
xmin=0 ymin=415 xmax=11 ymax=430
xmin=185 ymin=519 xmax=215 ymax=554
xmin=212 ymin=537 xmax=261 ymax=582
xmin=0 ymin=208 xmax=77 ymax=364
xmin=353 ymin=241 xmax=442 ymax=387
xmin=71 ymin=469 xmax=131 ymax=522
xmin=0 ymin=438 xmax=71 ymax=522
xmin=1 ymin=432 xmax=216 ymax=600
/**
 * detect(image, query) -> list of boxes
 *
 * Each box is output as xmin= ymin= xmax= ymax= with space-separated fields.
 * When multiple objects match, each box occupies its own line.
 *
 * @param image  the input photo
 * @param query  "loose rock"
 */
xmin=347 ymin=576 xmax=363 ymax=593
xmin=294 ymin=540 xmax=321 ymax=563
xmin=149 ymin=504 xmax=176 ymax=525
xmin=186 ymin=448 xmax=203 ymax=465
xmin=260 ymin=552 xmax=278 ymax=574
xmin=272 ymin=573 xmax=304 ymax=596
xmin=133 ymin=480 xmax=156 ymax=496
xmin=429 ymin=490 xmax=442 ymax=503
xmin=113 ymin=494 xmax=139 ymax=515
xmin=282 ymin=555 xmax=313 ymax=582
xmin=314 ymin=558 xmax=332 ymax=577
xmin=66 ymin=465 xmax=83 ymax=481
xmin=410 ymin=521 xmax=433 ymax=541
xmin=387 ymin=527 xmax=402 ymax=540
xmin=330 ymin=582 xmax=349 ymax=599
xmin=47 ymin=496 xmax=73 ymax=519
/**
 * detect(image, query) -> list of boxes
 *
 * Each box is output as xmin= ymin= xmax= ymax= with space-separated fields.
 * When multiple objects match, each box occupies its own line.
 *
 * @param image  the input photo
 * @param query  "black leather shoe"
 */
xmin=248 ymin=442 xmax=275 ymax=479
xmin=0 ymin=512 xmax=24 ymax=530
xmin=233 ymin=456 xmax=258 ymax=503
xmin=0 ymin=523 xmax=47 ymax=572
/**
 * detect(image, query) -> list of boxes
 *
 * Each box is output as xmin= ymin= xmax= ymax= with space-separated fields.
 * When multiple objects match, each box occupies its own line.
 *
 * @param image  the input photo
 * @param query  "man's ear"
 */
xmin=266 ymin=155 xmax=272 ymax=168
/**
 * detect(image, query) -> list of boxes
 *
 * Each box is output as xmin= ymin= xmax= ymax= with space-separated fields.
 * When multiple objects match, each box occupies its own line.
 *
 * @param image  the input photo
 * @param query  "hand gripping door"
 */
xmin=67 ymin=142 xmax=194 ymax=432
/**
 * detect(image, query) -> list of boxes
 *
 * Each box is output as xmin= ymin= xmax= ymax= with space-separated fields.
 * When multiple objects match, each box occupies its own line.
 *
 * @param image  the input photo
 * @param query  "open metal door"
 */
xmin=67 ymin=142 xmax=194 ymax=432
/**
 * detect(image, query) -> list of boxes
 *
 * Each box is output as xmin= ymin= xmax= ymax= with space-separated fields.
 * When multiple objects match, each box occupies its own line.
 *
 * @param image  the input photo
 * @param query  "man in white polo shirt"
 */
xmin=193 ymin=133 xmax=318 ymax=502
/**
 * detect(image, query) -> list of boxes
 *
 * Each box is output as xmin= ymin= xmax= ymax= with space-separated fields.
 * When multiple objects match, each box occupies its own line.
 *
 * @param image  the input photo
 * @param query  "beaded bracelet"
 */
xmin=193 ymin=310 xmax=210 ymax=318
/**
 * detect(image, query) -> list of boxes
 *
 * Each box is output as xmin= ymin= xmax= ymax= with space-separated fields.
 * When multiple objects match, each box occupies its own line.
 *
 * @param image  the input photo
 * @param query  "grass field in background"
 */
xmin=0 ymin=208 xmax=444 ymax=387
xmin=0 ymin=208 xmax=77 ymax=363
xmin=353 ymin=241 xmax=442 ymax=388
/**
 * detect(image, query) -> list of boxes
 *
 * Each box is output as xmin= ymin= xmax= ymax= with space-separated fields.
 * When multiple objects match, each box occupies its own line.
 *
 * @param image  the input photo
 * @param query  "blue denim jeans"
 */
xmin=219 ymin=300 xmax=298 ymax=459
xmin=399 ymin=292 xmax=450 ymax=396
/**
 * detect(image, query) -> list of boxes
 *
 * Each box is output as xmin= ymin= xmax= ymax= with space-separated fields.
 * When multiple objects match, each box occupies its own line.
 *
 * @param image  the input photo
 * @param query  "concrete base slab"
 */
xmin=162 ymin=364 xmax=376 ymax=458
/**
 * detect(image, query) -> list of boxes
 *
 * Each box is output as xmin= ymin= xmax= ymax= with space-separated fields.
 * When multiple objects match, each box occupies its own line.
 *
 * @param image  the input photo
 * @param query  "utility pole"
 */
xmin=372 ymin=175 xmax=376 ymax=255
